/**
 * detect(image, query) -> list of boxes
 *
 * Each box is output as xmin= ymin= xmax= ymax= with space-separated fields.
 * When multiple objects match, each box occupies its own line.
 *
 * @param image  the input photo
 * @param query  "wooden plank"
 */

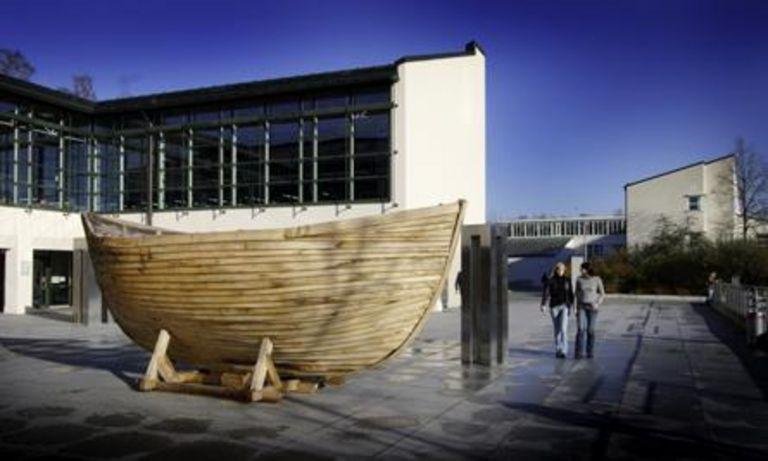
xmin=153 ymin=381 xmax=252 ymax=401
xmin=158 ymin=355 xmax=178 ymax=383
xmin=250 ymin=338 xmax=273 ymax=393
xmin=140 ymin=329 xmax=170 ymax=390
xmin=266 ymin=360 xmax=282 ymax=391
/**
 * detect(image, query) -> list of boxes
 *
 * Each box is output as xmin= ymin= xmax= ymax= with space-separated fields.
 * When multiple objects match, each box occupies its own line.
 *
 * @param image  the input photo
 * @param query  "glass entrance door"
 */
xmin=32 ymin=250 xmax=73 ymax=309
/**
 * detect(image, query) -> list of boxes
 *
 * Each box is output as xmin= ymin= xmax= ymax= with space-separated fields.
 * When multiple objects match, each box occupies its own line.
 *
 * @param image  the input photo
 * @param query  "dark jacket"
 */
xmin=541 ymin=275 xmax=574 ymax=308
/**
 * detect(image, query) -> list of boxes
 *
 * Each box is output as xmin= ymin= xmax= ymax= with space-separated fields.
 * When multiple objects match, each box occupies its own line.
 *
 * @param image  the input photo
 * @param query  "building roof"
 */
xmin=507 ymin=237 xmax=571 ymax=257
xmin=624 ymin=153 xmax=735 ymax=189
xmin=0 ymin=41 xmax=483 ymax=114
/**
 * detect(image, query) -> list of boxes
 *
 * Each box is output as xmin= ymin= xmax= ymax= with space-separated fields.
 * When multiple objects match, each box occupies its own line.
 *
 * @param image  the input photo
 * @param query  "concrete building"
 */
xmin=507 ymin=216 xmax=626 ymax=289
xmin=625 ymin=155 xmax=736 ymax=247
xmin=0 ymin=42 xmax=486 ymax=320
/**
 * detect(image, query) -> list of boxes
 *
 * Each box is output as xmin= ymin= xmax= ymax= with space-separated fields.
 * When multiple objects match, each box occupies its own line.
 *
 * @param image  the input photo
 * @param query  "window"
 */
xmin=64 ymin=136 xmax=89 ymax=211
xmin=123 ymin=136 xmax=147 ymax=211
xmin=31 ymin=127 xmax=59 ymax=208
xmin=236 ymin=124 xmax=265 ymax=206
xmin=268 ymin=122 xmax=300 ymax=203
xmin=0 ymin=123 xmax=13 ymax=204
xmin=163 ymin=130 xmax=189 ymax=208
xmin=0 ymin=84 xmax=392 ymax=212
xmin=192 ymin=128 xmax=221 ymax=207
xmin=688 ymin=196 xmax=701 ymax=211
xmin=316 ymin=116 xmax=347 ymax=202
xmin=353 ymin=112 xmax=389 ymax=201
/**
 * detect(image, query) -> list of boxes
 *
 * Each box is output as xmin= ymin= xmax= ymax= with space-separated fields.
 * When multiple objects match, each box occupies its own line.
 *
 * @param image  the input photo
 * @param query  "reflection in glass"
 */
xmin=32 ymin=128 xmax=59 ymax=207
xmin=354 ymin=112 xmax=389 ymax=201
xmin=316 ymin=117 xmax=347 ymax=202
xmin=123 ymin=136 xmax=147 ymax=210
xmin=0 ymin=124 xmax=13 ymax=204
xmin=193 ymin=128 xmax=220 ymax=207
xmin=269 ymin=122 xmax=299 ymax=203
xmin=236 ymin=124 xmax=264 ymax=206
xmin=164 ymin=130 xmax=188 ymax=208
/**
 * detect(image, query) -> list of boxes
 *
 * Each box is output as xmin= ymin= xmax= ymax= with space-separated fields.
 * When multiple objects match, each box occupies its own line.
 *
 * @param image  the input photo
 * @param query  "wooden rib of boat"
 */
xmin=82 ymin=200 xmax=465 ymax=381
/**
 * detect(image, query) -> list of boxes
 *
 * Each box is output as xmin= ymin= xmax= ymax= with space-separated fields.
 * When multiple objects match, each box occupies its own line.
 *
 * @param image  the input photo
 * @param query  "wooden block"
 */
xmin=220 ymin=372 xmax=249 ymax=390
xmin=284 ymin=379 xmax=300 ymax=392
xmin=266 ymin=361 xmax=283 ymax=391
xmin=175 ymin=370 xmax=205 ymax=384
xmin=325 ymin=376 xmax=345 ymax=387
xmin=294 ymin=381 xmax=319 ymax=394
xmin=250 ymin=338 xmax=274 ymax=393
xmin=138 ymin=378 xmax=157 ymax=392
xmin=249 ymin=385 xmax=283 ymax=403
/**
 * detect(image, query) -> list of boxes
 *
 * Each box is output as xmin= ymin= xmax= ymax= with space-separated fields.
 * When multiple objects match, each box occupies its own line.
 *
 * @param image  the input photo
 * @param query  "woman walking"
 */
xmin=575 ymin=262 xmax=605 ymax=359
xmin=540 ymin=262 xmax=573 ymax=358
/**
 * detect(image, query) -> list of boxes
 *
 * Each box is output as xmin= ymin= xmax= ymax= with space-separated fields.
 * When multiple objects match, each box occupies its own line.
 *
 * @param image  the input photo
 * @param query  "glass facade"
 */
xmin=510 ymin=217 xmax=626 ymax=238
xmin=0 ymin=84 xmax=392 ymax=213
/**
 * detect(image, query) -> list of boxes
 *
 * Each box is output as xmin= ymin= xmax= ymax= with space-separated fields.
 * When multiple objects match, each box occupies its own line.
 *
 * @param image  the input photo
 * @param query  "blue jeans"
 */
xmin=550 ymin=304 xmax=569 ymax=354
xmin=576 ymin=307 xmax=599 ymax=356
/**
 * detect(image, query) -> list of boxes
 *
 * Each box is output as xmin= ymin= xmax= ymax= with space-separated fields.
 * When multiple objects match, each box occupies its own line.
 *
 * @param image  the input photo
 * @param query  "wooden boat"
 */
xmin=82 ymin=200 xmax=465 ymax=382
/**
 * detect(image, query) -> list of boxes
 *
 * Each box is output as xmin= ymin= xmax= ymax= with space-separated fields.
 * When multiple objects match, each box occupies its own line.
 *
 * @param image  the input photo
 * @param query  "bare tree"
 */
xmin=731 ymin=138 xmax=768 ymax=240
xmin=72 ymin=74 xmax=96 ymax=100
xmin=0 ymin=49 xmax=35 ymax=80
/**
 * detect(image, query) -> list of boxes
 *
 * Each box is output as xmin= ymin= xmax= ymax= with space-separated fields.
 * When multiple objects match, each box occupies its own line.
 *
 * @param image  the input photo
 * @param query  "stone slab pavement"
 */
xmin=1 ymin=293 xmax=767 ymax=460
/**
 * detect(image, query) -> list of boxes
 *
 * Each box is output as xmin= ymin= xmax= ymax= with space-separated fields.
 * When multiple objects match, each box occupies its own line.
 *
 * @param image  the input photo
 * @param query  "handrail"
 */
xmin=712 ymin=281 xmax=768 ymax=321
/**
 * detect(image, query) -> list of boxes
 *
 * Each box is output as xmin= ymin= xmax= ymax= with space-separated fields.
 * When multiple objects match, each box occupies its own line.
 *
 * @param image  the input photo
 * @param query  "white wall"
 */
xmin=626 ymin=156 xmax=735 ymax=247
xmin=394 ymin=46 xmax=486 ymax=308
xmin=0 ymin=207 xmax=85 ymax=314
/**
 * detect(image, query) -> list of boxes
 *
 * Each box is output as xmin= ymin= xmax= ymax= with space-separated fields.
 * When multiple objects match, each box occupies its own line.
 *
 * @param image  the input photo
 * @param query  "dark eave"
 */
xmin=0 ymin=74 xmax=96 ymax=113
xmin=624 ymin=153 xmax=735 ymax=189
xmin=0 ymin=41 xmax=482 ymax=115
xmin=96 ymin=64 xmax=398 ymax=114
xmin=0 ymin=64 xmax=397 ymax=115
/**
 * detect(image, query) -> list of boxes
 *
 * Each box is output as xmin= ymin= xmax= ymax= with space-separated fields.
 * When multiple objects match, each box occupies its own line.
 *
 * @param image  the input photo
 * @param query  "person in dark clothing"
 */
xmin=540 ymin=262 xmax=574 ymax=358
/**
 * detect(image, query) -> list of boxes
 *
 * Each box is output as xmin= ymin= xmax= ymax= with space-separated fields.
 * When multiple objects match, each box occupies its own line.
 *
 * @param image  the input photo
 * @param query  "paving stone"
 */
xmin=139 ymin=440 xmax=256 ymax=461
xmin=2 ymin=422 xmax=95 ymax=446
xmin=85 ymin=412 xmax=144 ymax=428
xmin=62 ymin=430 xmax=174 ymax=458
xmin=145 ymin=417 xmax=211 ymax=434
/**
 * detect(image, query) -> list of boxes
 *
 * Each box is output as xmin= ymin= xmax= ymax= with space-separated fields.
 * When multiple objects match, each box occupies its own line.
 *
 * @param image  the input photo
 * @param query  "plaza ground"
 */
xmin=0 ymin=294 xmax=767 ymax=460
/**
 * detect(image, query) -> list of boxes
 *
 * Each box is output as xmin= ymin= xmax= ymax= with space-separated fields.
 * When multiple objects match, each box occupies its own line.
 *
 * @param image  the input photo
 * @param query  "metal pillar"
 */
xmin=460 ymin=223 xmax=510 ymax=366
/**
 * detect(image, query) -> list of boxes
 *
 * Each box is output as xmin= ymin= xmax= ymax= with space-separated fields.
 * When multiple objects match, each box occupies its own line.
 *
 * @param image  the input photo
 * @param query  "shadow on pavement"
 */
xmin=0 ymin=336 xmax=145 ymax=387
xmin=691 ymin=303 xmax=768 ymax=400
xmin=503 ymin=402 xmax=768 ymax=460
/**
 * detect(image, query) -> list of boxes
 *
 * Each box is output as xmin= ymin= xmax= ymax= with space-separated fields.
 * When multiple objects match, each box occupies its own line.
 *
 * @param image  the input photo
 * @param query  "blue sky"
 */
xmin=2 ymin=0 xmax=767 ymax=218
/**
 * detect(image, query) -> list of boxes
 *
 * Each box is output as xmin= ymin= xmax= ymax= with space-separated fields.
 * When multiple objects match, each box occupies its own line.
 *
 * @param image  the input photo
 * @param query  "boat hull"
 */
xmin=83 ymin=201 xmax=465 ymax=379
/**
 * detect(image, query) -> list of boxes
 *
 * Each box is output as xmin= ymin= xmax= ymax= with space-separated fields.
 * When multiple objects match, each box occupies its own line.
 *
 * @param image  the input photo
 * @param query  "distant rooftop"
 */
xmin=624 ymin=153 xmax=734 ymax=189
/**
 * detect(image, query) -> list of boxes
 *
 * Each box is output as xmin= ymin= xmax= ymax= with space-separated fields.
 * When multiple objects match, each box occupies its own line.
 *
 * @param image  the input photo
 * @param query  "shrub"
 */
xmin=592 ymin=220 xmax=768 ymax=294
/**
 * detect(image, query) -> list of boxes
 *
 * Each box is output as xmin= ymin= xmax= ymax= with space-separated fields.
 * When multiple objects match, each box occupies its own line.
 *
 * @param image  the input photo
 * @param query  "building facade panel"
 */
xmin=625 ymin=155 xmax=735 ymax=247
